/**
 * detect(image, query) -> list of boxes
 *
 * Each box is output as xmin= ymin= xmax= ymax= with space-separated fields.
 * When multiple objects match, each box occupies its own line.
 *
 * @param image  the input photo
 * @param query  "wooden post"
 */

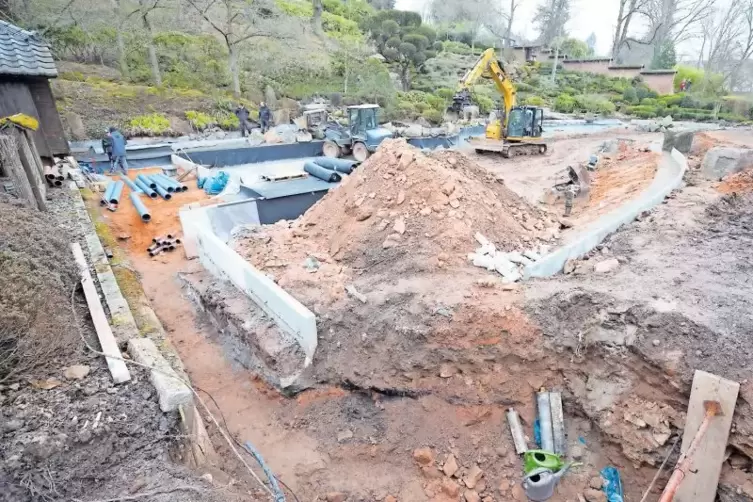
xmin=11 ymin=128 xmax=47 ymax=211
xmin=0 ymin=134 xmax=36 ymax=208
xmin=22 ymin=128 xmax=45 ymax=180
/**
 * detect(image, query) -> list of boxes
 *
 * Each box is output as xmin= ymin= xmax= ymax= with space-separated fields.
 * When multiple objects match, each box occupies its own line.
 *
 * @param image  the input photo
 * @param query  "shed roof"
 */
xmin=0 ymin=21 xmax=57 ymax=78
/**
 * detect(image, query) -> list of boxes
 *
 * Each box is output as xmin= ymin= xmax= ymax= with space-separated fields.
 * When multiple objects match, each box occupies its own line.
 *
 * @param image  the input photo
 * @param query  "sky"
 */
xmin=395 ymin=0 xmax=623 ymax=56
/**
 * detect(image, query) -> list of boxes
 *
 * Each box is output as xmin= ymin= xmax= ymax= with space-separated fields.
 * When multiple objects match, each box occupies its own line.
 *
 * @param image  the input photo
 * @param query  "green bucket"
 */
xmin=524 ymin=450 xmax=565 ymax=474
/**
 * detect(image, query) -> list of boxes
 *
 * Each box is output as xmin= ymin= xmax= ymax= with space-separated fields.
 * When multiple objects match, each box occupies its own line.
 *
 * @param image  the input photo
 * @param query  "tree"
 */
xmin=697 ymin=0 xmax=753 ymax=91
xmin=312 ymin=0 xmax=323 ymax=36
xmin=483 ymin=0 xmax=524 ymax=48
xmin=133 ymin=0 xmax=164 ymax=85
xmin=651 ymin=39 xmax=676 ymax=68
xmin=560 ymin=38 xmax=589 ymax=58
xmin=428 ymin=0 xmax=486 ymax=49
xmin=185 ymin=0 xmax=298 ymax=97
xmin=533 ymin=0 xmax=569 ymax=46
xmin=366 ymin=10 xmax=439 ymax=90
xmin=366 ymin=0 xmax=394 ymax=9
xmin=586 ymin=32 xmax=596 ymax=54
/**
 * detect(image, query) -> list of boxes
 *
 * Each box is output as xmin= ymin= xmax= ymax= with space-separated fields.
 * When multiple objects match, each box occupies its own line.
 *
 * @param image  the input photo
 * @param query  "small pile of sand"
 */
xmin=718 ymin=167 xmax=753 ymax=194
xmin=234 ymin=139 xmax=557 ymax=307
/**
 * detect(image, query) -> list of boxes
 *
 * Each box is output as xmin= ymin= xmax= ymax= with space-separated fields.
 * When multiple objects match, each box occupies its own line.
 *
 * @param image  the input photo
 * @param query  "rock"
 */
xmin=419 ymin=207 xmax=432 ymax=216
xmin=583 ymin=488 xmax=607 ymax=502
xmin=482 ymin=497 xmax=493 ymax=502
xmin=8 ymin=383 xmax=19 ymax=391
xmin=662 ymin=130 xmax=695 ymax=154
xmin=593 ymin=258 xmax=620 ymax=274
xmin=397 ymin=191 xmax=406 ymax=205
xmin=511 ymin=483 xmax=526 ymax=501
xmin=443 ymin=454 xmax=459 ymax=477
xmin=498 ymin=479 xmax=510 ymax=493
xmin=441 ymin=478 xmax=461 ymax=498
xmin=356 ymin=209 xmax=373 ymax=221
xmin=421 ymin=466 xmax=443 ymax=479
xmin=200 ymin=473 xmax=214 ymax=484
xmin=393 ymin=218 xmax=406 ymax=235
xmin=449 ymin=199 xmax=461 ymax=209
xmin=31 ymin=378 xmax=62 ymax=390
xmin=384 ymin=496 xmax=397 ymax=502
xmin=337 ymin=430 xmax=353 ymax=442
xmin=441 ymin=182 xmax=456 ymax=196
xmin=63 ymin=364 xmax=91 ymax=380
xmin=439 ymin=363 xmax=457 ymax=378
xmin=588 ymin=476 xmax=603 ymax=490
xmin=464 ymin=465 xmax=484 ymax=489
xmin=563 ymin=259 xmax=576 ymax=274
xmin=326 ymin=492 xmax=347 ymax=502
xmin=652 ymin=339 xmax=660 ymax=346
xmin=77 ymin=429 xmax=92 ymax=443
xmin=413 ymin=447 xmax=434 ymax=466
xmin=263 ymin=130 xmax=283 ymax=144
xmin=65 ymin=112 xmax=87 ymax=141
xmin=465 ymin=490 xmax=481 ymax=502
xmin=117 ymin=233 xmax=131 ymax=241
xmin=129 ymin=476 xmax=148 ymax=494
xmin=701 ymin=147 xmax=753 ymax=180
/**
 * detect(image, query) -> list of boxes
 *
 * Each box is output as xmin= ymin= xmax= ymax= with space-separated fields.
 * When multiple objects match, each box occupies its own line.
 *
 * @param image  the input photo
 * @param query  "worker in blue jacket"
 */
xmin=108 ymin=126 xmax=128 ymax=174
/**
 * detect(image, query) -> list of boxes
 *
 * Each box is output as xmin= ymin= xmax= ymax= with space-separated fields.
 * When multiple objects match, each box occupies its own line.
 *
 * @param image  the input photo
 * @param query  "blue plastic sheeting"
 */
xmin=204 ymin=171 xmax=229 ymax=195
xmin=180 ymin=141 xmax=324 ymax=167
xmin=600 ymin=466 xmax=624 ymax=502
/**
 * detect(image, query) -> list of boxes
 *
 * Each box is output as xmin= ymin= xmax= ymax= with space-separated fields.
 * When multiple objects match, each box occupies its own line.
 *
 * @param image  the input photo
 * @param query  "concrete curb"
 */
xmin=524 ymin=148 xmax=687 ymax=278
xmin=70 ymin=184 xmax=141 ymax=343
xmin=195 ymin=229 xmax=318 ymax=368
xmin=128 ymin=338 xmax=193 ymax=412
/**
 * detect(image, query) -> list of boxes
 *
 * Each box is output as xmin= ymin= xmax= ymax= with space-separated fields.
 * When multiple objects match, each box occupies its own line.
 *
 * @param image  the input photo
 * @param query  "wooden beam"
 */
xmin=70 ymin=243 xmax=131 ymax=384
xmin=675 ymin=370 xmax=739 ymax=502
xmin=0 ymin=134 xmax=36 ymax=208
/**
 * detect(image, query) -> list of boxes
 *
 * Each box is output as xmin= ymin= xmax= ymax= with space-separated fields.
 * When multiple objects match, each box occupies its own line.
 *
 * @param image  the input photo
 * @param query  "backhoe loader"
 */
xmin=447 ymin=48 xmax=548 ymax=157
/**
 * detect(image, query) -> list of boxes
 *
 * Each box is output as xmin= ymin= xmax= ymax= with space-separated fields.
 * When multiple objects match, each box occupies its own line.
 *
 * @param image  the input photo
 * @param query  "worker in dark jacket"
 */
xmin=259 ymin=102 xmax=272 ymax=133
xmin=108 ymin=126 xmax=128 ymax=174
xmin=101 ymin=129 xmax=114 ymax=174
xmin=235 ymin=104 xmax=252 ymax=137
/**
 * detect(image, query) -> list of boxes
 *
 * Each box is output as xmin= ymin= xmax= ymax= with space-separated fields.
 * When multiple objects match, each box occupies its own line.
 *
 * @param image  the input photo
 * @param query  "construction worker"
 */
xmin=235 ymin=104 xmax=252 ymax=137
xmin=259 ymin=102 xmax=272 ymax=134
xmin=101 ymin=129 xmax=114 ymax=174
xmin=108 ymin=126 xmax=128 ymax=174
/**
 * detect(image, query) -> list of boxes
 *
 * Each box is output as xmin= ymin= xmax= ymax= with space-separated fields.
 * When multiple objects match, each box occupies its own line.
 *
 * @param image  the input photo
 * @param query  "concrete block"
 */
xmin=701 ymin=146 xmax=753 ymax=180
xmin=179 ymin=204 xmax=213 ymax=259
xmin=662 ymin=130 xmax=695 ymax=154
xmin=196 ymin=229 xmax=318 ymax=366
xmin=128 ymin=337 xmax=192 ymax=412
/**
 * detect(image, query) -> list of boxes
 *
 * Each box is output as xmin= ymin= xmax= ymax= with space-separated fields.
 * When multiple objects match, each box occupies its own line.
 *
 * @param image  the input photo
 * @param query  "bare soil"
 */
xmin=89 ymin=129 xmax=753 ymax=502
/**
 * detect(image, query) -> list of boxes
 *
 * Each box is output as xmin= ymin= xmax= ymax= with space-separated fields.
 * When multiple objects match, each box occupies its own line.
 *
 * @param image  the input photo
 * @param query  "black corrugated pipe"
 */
xmin=303 ymin=162 xmax=342 ymax=183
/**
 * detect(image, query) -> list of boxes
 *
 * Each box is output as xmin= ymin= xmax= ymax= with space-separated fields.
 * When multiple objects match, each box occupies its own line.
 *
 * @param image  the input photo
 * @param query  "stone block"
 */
xmin=701 ymin=147 xmax=753 ymax=180
xmin=128 ymin=338 xmax=192 ymax=412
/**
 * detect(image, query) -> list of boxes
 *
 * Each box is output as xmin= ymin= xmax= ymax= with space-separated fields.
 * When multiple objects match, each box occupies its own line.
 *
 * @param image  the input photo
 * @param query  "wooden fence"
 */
xmin=0 ymin=126 xmax=47 ymax=211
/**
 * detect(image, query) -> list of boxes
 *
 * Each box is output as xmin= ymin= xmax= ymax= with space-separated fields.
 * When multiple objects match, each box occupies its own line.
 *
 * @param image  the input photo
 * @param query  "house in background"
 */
xmin=0 ymin=20 xmax=68 ymax=159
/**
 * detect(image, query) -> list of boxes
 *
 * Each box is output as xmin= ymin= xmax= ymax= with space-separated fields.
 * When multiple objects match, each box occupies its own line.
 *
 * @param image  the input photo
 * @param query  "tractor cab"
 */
xmin=323 ymin=104 xmax=393 ymax=161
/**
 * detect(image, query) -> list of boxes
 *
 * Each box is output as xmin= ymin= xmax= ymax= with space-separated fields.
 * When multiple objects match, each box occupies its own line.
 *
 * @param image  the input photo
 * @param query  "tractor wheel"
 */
xmin=323 ymin=141 xmax=341 ymax=158
xmin=352 ymin=142 xmax=370 ymax=162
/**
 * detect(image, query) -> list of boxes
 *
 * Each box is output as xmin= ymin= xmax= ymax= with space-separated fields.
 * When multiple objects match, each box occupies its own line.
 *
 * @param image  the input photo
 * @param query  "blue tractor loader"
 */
xmin=322 ymin=104 xmax=393 ymax=162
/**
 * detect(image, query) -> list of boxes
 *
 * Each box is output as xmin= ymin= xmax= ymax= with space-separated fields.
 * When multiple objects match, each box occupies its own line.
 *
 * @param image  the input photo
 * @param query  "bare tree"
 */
xmin=129 ymin=0 xmax=164 ymax=85
xmin=611 ymin=0 xmax=648 ymax=60
xmin=429 ymin=0 xmax=486 ymax=49
xmin=485 ymin=0 xmax=523 ymax=48
xmin=185 ymin=0 xmax=297 ymax=96
xmin=311 ymin=0 xmax=322 ymax=36
xmin=533 ymin=0 xmax=570 ymax=46
xmin=645 ymin=0 xmax=713 ymax=62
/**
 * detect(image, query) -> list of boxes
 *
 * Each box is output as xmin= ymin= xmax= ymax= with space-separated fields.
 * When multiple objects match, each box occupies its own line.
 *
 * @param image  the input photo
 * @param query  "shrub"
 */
xmin=436 ymin=88 xmax=455 ymax=100
xmin=625 ymin=105 xmax=658 ymax=118
xmin=127 ymin=113 xmax=171 ymax=136
xmin=515 ymin=82 xmax=534 ymax=93
xmin=554 ymin=94 xmax=576 ymax=113
xmin=422 ymin=108 xmax=443 ymax=124
xmin=216 ymin=112 xmax=240 ymax=130
xmin=525 ymin=95 xmax=546 ymax=106
xmin=397 ymin=100 xmax=418 ymax=119
xmin=640 ymin=98 xmax=657 ymax=106
xmin=442 ymin=40 xmax=473 ymax=55
xmin=658 ymin=93 xmax=684 ymax=107
xmin=718 ymin=113 xmax=748 ymax=123
xmin=185 ymin=111 xmax=215 ymax=131
xmin=475 ymin=95 xmax=494 ymax=114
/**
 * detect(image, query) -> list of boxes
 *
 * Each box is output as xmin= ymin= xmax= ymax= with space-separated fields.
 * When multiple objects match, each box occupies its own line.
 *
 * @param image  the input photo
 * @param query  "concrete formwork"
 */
xmin=524 ymin=148 xmax=687 ymax=278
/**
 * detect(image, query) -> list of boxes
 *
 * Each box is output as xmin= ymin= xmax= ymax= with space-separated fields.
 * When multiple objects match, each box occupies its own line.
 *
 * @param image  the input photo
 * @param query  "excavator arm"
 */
xmin=448 ymin=48 xmax=516 ymax=128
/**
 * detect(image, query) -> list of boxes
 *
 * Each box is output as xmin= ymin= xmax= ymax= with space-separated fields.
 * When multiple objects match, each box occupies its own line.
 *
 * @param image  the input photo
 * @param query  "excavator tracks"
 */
xmin=470 ymin=137 xmax=548 ymax=158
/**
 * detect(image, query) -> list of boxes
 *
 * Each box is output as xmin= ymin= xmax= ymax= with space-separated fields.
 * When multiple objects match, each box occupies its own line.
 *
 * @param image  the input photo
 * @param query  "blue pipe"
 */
xmin=243 ymin=441 xmax=285 ymax=502
xmin=102 ymin=181 xmax=115 ymax=205
xmin=119 ymin=175 xmax=142 ymax=194
xmin=133 ymin=177 xmax=158 ymax=199
xmin=148 ymin=175 xmax=175 ymax=193
xmin=155 ymin=173 xmax=187 ymax=192
xmin=136 ymin=174 xmax=157 ymax=189
xmin=109 ymin=181 xmax=124 ymax=204
xmin=129 ymin=192 xmax=151 ymax=222
xmin=152 ymin=183 xmax=172 ymax=200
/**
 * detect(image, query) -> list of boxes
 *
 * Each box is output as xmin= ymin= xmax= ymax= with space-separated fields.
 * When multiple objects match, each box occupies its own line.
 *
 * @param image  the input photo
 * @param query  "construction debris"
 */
xmin=148 ymin=234 xmax=182 ymax=256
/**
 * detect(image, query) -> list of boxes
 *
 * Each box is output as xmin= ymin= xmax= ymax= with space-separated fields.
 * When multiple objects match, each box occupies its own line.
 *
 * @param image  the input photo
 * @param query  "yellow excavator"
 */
xmin=447 ymin=48 xmax=547 ymax=157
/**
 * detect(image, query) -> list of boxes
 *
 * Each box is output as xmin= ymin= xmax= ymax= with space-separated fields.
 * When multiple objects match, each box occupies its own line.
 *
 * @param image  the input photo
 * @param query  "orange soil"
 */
xmin=97 ymin=168 xmax=213 ymax=254
xmin=718 ymin=168 xmax=753 ymax=194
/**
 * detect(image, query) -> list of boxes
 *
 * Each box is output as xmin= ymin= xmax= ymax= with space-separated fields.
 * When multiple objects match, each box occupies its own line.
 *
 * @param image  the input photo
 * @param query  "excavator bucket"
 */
xmin=542 ymin=165 xmax=592 ymax=215
xmin=445 ymin=90 xmax=474 ymax=122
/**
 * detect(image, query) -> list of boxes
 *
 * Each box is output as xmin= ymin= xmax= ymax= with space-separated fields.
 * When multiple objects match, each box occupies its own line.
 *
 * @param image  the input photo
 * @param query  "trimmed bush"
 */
xmin=185 ymin=110 xmax=215 ymax=131
xmin=525 ymin=96 xmax=546 ymax=106
xmin=127 ymin=113 xmax=171 ymax=136
xmin=422 ymin=108 xmax=443 ymax=124
xmin=554 ymin=94 xmax=576 ymax=113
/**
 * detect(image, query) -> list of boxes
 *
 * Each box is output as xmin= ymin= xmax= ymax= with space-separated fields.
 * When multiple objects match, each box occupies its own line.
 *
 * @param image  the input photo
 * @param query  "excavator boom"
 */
xmin=448 ymin=48 xmax=516 ymax=129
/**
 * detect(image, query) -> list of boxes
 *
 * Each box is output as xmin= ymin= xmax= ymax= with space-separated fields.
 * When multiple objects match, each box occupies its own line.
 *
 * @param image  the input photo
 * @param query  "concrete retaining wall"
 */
xmin=524 ymin=148 xmax=687 ymax=278
xmin=195 ymin=229 xmax=317 ymax=366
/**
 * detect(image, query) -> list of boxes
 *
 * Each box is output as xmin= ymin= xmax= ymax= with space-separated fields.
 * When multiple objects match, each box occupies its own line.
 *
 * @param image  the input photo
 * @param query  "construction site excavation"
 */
xmin=12 ymin=120 xmax=734 ymax=502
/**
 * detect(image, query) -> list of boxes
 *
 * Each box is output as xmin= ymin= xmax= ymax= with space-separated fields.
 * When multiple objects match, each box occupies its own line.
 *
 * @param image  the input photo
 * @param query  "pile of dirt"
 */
xmin=0 ymin=198 xmax=80 ymax=380
xmin=717 ymin=168 xmax=753 ymax=194
xmin=234 ymin=139 xmax=558 ymax=309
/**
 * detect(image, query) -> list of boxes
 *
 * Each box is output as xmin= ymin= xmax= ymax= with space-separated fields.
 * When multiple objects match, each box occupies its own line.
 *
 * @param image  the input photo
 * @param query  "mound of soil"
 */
xmin=235 ymin=139 xmax=558 ymax=310
xmin=718 ymin=168 xmax=753 ymax=194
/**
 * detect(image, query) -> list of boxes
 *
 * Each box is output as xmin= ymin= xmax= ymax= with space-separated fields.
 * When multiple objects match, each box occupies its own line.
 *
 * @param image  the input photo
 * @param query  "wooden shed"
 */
xmin=0 ymin=20 xmax=68 ymax=159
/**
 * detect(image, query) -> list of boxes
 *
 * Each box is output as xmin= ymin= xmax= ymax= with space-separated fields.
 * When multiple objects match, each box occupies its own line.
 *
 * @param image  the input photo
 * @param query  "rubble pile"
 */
xmin=234 ymin=139 xmax=559 ymax=304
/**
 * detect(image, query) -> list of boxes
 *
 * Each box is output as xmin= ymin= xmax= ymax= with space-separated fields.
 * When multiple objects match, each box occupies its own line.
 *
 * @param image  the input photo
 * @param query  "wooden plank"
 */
xmin=12 ymin=128 xmax=47 ymax=211
xmin=70 ymin=243 xmax=131 ymax=384
xmin=0 ymin=134 xmax=36 ymax=208
xmin=675 ymin=370 xmax=739 ymax=502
